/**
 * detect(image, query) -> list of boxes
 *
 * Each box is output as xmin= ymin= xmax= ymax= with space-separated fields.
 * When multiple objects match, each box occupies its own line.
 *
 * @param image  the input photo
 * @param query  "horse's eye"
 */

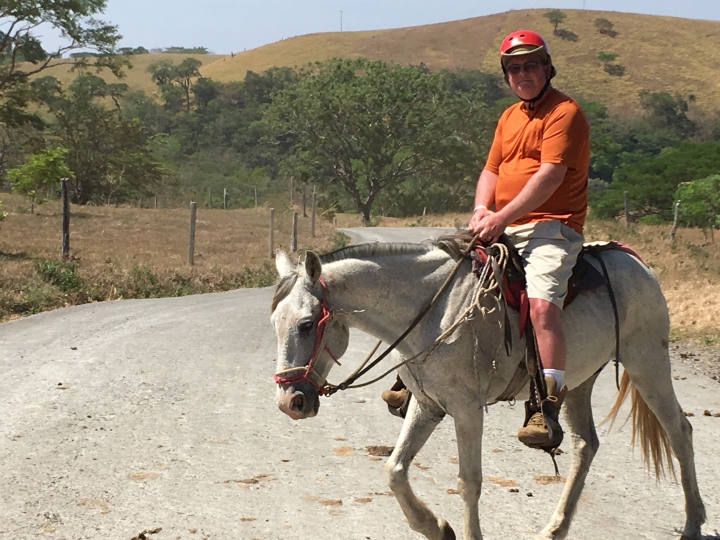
xmin=298 ymin=320 xmax=314 ymax=333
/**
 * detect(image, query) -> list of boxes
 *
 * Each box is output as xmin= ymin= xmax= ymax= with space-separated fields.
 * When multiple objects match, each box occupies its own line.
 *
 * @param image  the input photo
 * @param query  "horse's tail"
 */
xmin=602 ymin=370 xmax=676 ymax=480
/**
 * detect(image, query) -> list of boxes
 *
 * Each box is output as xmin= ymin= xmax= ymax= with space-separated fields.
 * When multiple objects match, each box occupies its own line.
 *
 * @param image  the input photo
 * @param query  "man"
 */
xmin=382 ymin=30 xmax=590 ymax=451
xmin=468 ymin=29 xmax=590 ymax=449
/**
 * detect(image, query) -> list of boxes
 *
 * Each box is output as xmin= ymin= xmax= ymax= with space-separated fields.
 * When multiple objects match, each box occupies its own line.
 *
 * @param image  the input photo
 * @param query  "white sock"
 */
xmin=543 ymin=369 xmax=565 ymax=392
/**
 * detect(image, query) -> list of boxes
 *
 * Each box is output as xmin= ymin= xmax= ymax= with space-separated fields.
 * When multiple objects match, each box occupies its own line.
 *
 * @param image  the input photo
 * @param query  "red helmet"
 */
xmin=500 ymin=30 xmax=550 ymax=60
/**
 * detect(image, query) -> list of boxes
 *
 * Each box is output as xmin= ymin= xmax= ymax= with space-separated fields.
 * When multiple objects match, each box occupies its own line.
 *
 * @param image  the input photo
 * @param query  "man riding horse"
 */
xmin=384 ymin=29 xmax=590 ymax=451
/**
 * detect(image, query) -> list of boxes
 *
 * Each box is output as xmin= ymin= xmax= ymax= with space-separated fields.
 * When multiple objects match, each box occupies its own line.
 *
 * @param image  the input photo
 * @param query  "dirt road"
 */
xmin=1 ymin=228 xmax=718 ymax=540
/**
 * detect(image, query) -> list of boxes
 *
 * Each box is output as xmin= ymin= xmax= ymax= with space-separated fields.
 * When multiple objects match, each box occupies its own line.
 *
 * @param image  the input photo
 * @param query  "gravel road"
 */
xmin=1 ymin=227 xmax=718 ymax=540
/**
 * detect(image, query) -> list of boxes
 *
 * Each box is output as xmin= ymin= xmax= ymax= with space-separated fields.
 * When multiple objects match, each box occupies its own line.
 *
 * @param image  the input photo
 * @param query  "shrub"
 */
xmin=34 ymin=259 xmax=83 ymax=293
xmin=604 ymin=64 xmax=626 ymax=77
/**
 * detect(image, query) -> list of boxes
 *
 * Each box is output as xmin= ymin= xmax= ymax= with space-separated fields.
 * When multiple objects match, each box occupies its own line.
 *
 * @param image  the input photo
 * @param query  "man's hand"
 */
xmin=470 ymin=211 xmax=510 ymax=245
xmin=468 ymin=206 xmax=492 ymax=233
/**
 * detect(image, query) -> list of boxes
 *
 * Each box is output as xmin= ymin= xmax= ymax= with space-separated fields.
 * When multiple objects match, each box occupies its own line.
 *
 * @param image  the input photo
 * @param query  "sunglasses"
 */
xmin=505 ymin=61 xmax=544 ymax=76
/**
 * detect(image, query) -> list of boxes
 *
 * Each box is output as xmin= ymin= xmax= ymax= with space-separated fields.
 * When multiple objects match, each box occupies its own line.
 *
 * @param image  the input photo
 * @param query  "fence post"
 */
xmin=291 ymin=211 xmax=298 ymax=252
xmin=188 ymin=201 xmax=197 ymax=265
xmin=208 ymin=188 xmax=211 ymax=208
xmin=61 ymin=178 xmax=70 ymax=261
xmin=289 ymin=176 xmax=294 ymax=206
xmin=624 ymin=191 xmax=629 ymax=226
xmin=254 ymin=187 xmax=258 ymax=208
xmin=311 ymin=186 xmax=316 ymax=238
xmin=670 ymin=200 xmax=681 ymax=245
xmin=154 ymin=195 xmax=158 ymax=209
xmin=223 ymin=188 xmax=228 ymax=209
xmin=269 ymin=208 xmax=275 ymax=258
xmin=302 ymin=183 xmax=307 ymax=217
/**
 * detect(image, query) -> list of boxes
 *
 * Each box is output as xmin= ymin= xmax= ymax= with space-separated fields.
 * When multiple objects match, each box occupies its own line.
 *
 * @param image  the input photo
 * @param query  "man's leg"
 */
xmin=510 ymin=221 xmax=583 ymax=449
xmin=531 ymin=298 xmax=566 ymax=390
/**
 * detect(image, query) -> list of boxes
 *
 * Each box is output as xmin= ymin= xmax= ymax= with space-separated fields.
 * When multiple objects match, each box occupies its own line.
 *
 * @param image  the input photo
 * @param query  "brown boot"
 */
xmin=517 ymin=375 xmax=568 ymax=450
xmin=381 ymin=377 xmax=411 ymax=418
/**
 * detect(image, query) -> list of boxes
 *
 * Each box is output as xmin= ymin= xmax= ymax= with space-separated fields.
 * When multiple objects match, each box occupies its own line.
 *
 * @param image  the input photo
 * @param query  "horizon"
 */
xmin=37 ymin=2 xmax=720 ymax=56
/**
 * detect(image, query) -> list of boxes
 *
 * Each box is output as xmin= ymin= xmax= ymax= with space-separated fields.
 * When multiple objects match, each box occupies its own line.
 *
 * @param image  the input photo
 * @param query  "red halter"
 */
xmin=273 ymin=277 xmax=340 ymax=395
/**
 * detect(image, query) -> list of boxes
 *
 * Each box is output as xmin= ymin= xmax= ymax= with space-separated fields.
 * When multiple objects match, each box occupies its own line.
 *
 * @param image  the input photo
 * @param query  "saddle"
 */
xmin=471 ymin=236 xmax=642 ymax=404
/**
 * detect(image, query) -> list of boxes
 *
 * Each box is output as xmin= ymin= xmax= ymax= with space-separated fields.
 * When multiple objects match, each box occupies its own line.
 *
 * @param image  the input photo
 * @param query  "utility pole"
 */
xmin=340 ymin=11 xmax=343 ymax=32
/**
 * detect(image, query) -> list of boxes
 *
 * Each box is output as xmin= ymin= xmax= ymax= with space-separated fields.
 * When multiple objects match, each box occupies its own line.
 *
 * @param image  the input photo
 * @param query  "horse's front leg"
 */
xmin=453 ymin=406 xmax=486 ymax=540
xmin=385 ymin=396 xmax=455 ymax=540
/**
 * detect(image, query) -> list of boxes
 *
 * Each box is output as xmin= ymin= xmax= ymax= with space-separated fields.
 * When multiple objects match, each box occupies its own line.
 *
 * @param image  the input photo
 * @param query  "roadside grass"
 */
xmin=0 ymin=193 xmax=338 ymax=320
xmin=1 ymin=194 xmax=718 ymax=344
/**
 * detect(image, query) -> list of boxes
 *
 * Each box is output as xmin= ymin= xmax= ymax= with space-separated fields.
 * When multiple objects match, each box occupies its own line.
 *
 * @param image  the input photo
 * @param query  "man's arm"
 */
xmin=468 ymin=169 xmax=498 ymax=231
xmin=471 ymin=162 xmax=567 ymax=242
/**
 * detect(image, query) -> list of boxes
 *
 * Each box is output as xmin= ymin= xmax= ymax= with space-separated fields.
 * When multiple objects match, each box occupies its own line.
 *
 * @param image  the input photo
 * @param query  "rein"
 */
xmin=273 ymin=236 xmax=503 ymax=397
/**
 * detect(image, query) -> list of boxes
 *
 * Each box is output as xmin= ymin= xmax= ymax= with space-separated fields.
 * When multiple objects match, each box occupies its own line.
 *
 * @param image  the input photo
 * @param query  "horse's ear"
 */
xmin=304 ymin=251 xmax=322 ymax=284
xmin=275 ymin=249 xmax=295 ymax=277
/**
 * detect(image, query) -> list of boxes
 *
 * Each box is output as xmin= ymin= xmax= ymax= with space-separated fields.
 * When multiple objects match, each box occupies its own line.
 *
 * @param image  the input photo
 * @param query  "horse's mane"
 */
xmin=272 ymin=232 xmax=480 ymax=312
xmin=319 ymin=242 xmax=434 ymax=264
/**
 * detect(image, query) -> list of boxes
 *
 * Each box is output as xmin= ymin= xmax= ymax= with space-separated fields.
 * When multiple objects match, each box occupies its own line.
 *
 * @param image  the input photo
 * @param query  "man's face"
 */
xmin=504 ymin=52 xmax=551 ymax=101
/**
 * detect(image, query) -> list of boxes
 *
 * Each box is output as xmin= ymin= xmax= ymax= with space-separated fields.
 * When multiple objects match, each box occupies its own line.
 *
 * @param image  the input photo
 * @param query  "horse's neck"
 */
xmin=325 ymin=251 xmax=454 ymax=348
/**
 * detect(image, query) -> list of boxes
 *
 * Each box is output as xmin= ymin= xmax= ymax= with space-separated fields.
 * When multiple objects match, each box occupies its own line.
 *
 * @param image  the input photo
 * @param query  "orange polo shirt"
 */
xmin=484 ymin=88 xmax=590 ymax=234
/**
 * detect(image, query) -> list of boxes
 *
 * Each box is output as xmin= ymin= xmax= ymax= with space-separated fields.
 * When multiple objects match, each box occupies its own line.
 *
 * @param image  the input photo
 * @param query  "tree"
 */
xmin=34 ymin=74 xmax=166 ymax=204
xmin=8 ymin=147 xmax=72 ymax=213
xmin=595 ymin=18 xmax=618 ymax=37
xmin=0 ymin=1 xmax=126 ymax=128
xmin=544 ymin=10 xmax=568 ymax=33
xmin=640 ymin=91 xmax=697 ymax=140
xmin=148 ymin=58 xmax=203 ymax=112
xmin=266 ymin=58 xmax=493 ymax=223
xmin=675 ymin=175 xmax=720 ymax=233
xmin=593 ymin=141 xmax=720 ymax=220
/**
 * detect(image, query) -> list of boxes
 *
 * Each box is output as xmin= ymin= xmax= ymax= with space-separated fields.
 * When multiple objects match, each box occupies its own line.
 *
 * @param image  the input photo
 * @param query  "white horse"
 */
xmin=270 ymin=240 xmax=706 ymax=540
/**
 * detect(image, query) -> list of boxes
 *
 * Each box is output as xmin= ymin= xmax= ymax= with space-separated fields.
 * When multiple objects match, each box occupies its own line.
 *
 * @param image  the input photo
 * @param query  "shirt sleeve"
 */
xmin=540 ymin=103 xmax=590 ymax=169
xmin=484 ymin=117 xmax=504 ymax=174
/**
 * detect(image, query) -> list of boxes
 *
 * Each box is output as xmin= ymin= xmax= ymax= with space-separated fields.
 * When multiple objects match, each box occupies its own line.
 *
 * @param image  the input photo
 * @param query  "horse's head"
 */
xmin=271 ymin=249 xmax=349 ymax=420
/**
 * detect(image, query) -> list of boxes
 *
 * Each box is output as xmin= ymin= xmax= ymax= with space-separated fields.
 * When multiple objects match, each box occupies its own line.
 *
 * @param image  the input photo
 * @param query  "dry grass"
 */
xmin=0 ymin=193 xmax=340 ymax=320
xmin=1 ymin=194 xmax=718 ymax=341
xmin=202 ymin=9 xmax=720 ymax=115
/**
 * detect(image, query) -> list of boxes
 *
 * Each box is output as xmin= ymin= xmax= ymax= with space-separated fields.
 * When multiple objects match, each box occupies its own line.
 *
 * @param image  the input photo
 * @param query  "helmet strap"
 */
xmin=522 ymin=78 xmax=552 ymax=111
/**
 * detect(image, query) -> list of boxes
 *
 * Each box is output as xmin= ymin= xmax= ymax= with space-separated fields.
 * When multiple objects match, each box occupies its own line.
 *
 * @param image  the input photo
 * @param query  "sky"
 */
xmin=46 ymin=0 xmax=720 ymax=54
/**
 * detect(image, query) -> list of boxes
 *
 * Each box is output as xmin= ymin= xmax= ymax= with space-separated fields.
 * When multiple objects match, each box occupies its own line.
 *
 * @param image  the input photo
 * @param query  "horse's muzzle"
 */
xmin=276 ymin=384 xmax=320 ymax=420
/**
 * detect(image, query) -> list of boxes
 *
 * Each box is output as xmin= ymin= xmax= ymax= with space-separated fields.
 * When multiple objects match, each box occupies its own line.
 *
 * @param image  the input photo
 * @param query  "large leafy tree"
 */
xmin=0 ymin=0 xmax=125 ymax=127
xmin=266 ymin=58 xmax=493 ymax=223
xmin=33 ymin=74 xmax=165 ymax=204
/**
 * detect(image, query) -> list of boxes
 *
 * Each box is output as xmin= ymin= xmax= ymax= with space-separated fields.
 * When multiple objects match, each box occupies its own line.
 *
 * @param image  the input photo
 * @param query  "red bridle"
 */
xmin=273 ymin=277 xmax=340 ymax=395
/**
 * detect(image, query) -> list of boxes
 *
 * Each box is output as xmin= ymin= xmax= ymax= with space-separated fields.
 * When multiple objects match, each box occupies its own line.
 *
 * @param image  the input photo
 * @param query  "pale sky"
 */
xmin=96 ymin=0 xmax=720 ymax=54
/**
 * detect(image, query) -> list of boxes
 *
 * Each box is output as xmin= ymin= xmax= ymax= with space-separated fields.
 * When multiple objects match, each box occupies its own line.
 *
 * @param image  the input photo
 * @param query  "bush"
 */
xmin=555 ymin=29 xmax=579 ymax=42
xmin=34 ymin=259 xmax=83 ymax=293
xmin=639 ymin=214 xmax=666 ymax=225
xmin=604 ymin=64 xmax=626 ymax=77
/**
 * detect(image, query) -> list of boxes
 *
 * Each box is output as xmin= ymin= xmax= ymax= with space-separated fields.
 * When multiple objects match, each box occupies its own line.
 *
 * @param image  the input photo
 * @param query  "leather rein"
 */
xmin=273 ymin=237 xmax=478 ymax=397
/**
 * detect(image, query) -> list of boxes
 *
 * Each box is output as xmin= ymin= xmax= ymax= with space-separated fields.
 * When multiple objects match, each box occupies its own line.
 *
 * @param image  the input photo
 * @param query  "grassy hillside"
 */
xmin=203 ymin=9 xmax=720 ymax=114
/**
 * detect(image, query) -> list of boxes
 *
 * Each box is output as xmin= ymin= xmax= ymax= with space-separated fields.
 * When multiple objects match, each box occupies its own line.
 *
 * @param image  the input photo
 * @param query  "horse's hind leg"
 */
xmin=385 ymin=396 xmax=454 ymax=540
xmin=536 ymin=371 xmax=601 ymax=540
xmin=621 ymin=343 xmax=706 ymax=540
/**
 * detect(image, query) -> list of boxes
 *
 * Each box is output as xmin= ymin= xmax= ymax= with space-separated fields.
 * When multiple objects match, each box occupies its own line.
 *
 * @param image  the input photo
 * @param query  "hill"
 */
xmin=202 ymin=9 xmax=720 ymax=114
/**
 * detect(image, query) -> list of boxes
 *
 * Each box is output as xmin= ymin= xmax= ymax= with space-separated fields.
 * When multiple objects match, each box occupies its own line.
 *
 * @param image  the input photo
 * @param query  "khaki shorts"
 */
xmin=505 ymin=220 xmax=585 ymax=309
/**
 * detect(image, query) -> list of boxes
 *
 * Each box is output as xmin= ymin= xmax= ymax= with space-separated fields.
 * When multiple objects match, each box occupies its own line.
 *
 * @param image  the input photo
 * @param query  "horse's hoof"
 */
xmin=440 ymin=521 xmax=456 ymax=540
